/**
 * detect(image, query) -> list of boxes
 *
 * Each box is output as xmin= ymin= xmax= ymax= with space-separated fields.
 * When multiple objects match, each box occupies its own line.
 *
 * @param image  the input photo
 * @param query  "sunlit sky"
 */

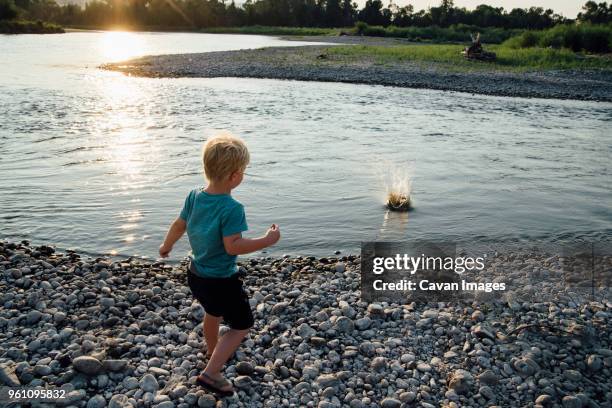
xmin=354 ymin=0 xmax=584 ymax=18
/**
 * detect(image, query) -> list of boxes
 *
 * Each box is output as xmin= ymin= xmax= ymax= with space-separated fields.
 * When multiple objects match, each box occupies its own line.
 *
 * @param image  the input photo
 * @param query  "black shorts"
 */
xmin=187 ymin=265 xmax=254 ymax=330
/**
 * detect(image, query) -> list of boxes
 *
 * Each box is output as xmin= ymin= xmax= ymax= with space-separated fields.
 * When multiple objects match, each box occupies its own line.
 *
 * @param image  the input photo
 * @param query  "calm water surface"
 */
xmin=1 ymin=32 xmax=611 ymax=259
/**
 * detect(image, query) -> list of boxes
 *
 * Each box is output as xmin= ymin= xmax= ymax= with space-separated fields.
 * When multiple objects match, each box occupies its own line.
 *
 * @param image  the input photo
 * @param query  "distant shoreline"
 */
xmin=102 ymin=41 xmax=612 ymax=102
xmin=0 ymin=20 xmax=64 ymax=34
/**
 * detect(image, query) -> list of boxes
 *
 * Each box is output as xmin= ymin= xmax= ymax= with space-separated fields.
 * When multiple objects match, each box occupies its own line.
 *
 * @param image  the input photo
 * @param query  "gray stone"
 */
xmin=197 ymin=394 xmax=216 ymax=408
xmin=562 ymin=396 xmax=582 ymax=408
xmin=334 ymin=316 xmax=354 ymax=333
xmin=0 ymin=365 xmax=20 ymax=386
xmin=140 ymin=374 xmax=159 ymax=392
xmin=535 ymin=395 xmax=552 ymax=406
xmin=371 ymin=357 xmax=387 ymax=371
xmin=473 ymin=325 xmax=495 ymax=340
xmin=73 ymin=356 xmax=103 ymax=375
xmin=478 ymin=369 xmax=499 ymax=385
xmin=26 ymin=310 xmax=43 ymax=325
xmin=354 ymin=317 xmax=372 ymax=330
xmin=122 ymin=376 xmax=139 ymax=390
xmin=236 ymin=361 xmax=254 ymax=375
xmin=297 ymin=323 xmax=316 ymax=338
xmin=380 ymin=398 xmax=401 ymax=408
xmin=33 ymin=365 xmax=52 ymax=376
xmin=234 ymin=375 xmax=252 ymax=388
xmin=316 ymin=374 xmax=339 ymax=388
xmin=103 ymin=360 xmax=128 ymax=372
xmin=399 ymin=391 xmax=416 ymax=403
xmin=448 ymin=369 xmax=474 ymax=395
xmin=587 ymin=355 xmax=602 ymax=372
xmin=86 ymin=395 xmax=107 ymax=408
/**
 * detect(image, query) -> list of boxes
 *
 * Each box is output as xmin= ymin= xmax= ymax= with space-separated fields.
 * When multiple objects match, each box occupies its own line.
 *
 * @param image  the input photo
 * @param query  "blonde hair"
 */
xmin=202 ymin=133 xmax=250 ymax=182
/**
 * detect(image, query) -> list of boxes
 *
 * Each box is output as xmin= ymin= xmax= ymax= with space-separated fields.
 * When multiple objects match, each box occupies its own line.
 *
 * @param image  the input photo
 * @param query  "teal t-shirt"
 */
xmin=179 ymin=188 xmax=248 ymax=278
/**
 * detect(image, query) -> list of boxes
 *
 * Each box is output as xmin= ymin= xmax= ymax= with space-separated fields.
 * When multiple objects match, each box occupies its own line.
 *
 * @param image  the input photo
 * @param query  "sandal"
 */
xmin=196 ymin=372 xmax=234 ymax=397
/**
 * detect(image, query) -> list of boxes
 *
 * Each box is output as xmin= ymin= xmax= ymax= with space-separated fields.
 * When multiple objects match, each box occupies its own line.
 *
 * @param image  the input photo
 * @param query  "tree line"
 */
xmin=1 ymin=0 xmax=611 ymax=29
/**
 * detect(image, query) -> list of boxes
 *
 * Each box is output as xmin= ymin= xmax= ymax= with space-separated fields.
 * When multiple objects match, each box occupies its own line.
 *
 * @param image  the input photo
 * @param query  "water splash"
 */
xmin=380 ymin=163 xmax=413 ymax=210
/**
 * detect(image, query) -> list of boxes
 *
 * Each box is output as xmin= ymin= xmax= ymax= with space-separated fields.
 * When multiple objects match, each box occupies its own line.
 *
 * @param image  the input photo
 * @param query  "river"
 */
xmin=1 ymin=31 xmax=611 ymax=259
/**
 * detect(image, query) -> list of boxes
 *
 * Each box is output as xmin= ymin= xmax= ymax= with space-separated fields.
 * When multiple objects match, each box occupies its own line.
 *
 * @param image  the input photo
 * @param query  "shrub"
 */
xmin=504 ymin=23 xmax=611 ymax=53
xmin=0 ymin=0 xmax=18 ymax=20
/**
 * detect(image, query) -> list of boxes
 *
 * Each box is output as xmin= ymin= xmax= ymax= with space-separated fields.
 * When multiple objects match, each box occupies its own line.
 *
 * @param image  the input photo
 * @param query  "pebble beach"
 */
xmin=102 ymin=45 xmax=612 ymax=102
xmin=0 ymin=240 xmax=610 ymax=408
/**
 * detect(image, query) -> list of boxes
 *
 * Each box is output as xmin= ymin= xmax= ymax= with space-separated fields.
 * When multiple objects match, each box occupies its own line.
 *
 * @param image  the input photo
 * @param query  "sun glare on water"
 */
xmin=99 ymin=31 xmax=148 ymax=62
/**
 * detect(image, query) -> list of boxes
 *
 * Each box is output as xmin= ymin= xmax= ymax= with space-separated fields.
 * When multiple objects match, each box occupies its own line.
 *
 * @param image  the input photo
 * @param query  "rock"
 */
xmin=108 ymin=394 xmax=130 ymax=408
xmin=513 ymin=357 xmax=538 ymax=377
xmin=197 ymin=394 xmax=216 ymax=408
xmin=479 ymin=385 xmax=495 ymax=400
xmin=478 ymin=369 xmax=499 ymax=385
xmin=472 ymin=324 xmax=495 ymax=340
xmin=153 ymin=402 xmax=174 ymax=408
xmin=536 ymin=395 xmax=552 ymax=405
xmin=335 ymin=262 xmax=346 ymax=273
xmin=0 ymin=365 xmax=20 ymax=386
xmin=380 ymin=398 xmax=401 ymax=408
xmin=33 ymin=365 xmax=52 ymax=376
xmin=562 ymin=396 xmax=582 ymax=408
xmin=367 ymin=304 xmax=383 ymax=315
xmin=316 ymin=374 xmax=339 ymax=388
xmin=471 ymin=310 xmax=485 ymax=321
xmin=371 ymin=357 xmax=387 ymax=371
xmin=26 ymin=310 xmax=43 ymax=325
xmin=448 ymin=369 xmax=474 ymax=395
xmin=86 ymin=395 xmax=107 ymax=408
xmin=271 ymin=302 xmax=289 ymax=314
xmin=149 ymin=367 xmax=170 ymax=376
xmin=399 ymin=391 xmax=416 ymax=403
xmin=140 ymin=374 xmax=159 ymax=392
xmin=234 ymin=375 xmax=252 ymax=388
xmin=73 ymin=356 xmax=103 ymax=375
xmin=417 ymin=362 xmax=432 ymax=372
xmin=564 ymin=370 xmax=581 ymax=382
xmin=236 ymin=361 xmax=254 ymax=375
xmin=587 ymin=355 xmax=602 ymax=372
xmin=334 ymin=316 xmax=354 ymax=333
xmin=354 ymin=317 xmax=372 ymax=330
xmin=169 ymin=384 xmax=188 ymax=399
xmin=297 ymin=323 xmax=316 ymax=338
xmin=103 ymin=360 xmax=128 ymax=372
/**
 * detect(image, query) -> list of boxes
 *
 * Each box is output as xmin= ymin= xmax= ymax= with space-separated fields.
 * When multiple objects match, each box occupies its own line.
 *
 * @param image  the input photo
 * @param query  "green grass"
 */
xmin=0 ymin=19 xmax=64 ymax=34
xmin=200 ymin=25 xmax=343 ymax=36
xmin=325 ymin=43 xmax=612 ymax=72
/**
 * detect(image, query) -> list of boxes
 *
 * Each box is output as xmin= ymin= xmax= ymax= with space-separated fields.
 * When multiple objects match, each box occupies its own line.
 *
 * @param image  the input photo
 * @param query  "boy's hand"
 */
xmin=265 ymin=224 xmax=281 ymax=246
xmin=159 ymin=243 xmax=173 ymax=258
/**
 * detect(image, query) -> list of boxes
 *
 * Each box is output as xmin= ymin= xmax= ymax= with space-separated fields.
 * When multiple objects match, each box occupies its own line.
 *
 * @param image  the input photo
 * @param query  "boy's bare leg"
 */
xmin=202 ymin=328 xmax=249 ymax=386
xmin=203 ymin=314 xmax=222 ymax=357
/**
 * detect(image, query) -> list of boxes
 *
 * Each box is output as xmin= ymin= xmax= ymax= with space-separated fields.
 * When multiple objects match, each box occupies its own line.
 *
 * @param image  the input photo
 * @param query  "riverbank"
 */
xmin=0 ymin=240 xmax=610 ymax=407
xmin=0 ymin=20 xmax=64 ymax=34
xmin=102 ymin=42 xmax=612 ymax=101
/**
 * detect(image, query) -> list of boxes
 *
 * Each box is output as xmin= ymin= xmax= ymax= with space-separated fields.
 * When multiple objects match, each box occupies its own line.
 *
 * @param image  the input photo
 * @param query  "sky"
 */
xmin=377 ymin=1 xmax=585 ymax=18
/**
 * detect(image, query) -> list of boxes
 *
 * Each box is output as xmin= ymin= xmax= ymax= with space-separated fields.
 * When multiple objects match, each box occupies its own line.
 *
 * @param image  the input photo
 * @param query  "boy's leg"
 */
xmin=203 ymin=313 xmax=222 ymax=356
xmin=204 ymin=328 xmax=249 ymax=377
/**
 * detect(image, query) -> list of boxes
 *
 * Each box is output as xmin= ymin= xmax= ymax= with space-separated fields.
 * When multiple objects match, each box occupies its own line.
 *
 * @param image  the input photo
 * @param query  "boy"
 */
xmin=158 ymin=134 xmax=280 ymax=395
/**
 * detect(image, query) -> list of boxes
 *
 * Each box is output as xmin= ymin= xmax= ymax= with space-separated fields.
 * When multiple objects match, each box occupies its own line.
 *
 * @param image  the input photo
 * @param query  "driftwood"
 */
xmin=462 ymin=33 xmax=496 ymax=62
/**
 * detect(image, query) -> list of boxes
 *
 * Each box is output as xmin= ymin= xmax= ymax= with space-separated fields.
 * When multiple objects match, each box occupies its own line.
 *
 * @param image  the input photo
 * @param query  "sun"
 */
xmin=99 ymin=31 xmax=148 ymax=62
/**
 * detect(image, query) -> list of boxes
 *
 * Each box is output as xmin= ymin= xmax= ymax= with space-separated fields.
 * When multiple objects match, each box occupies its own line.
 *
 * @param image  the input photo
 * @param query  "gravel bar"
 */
xmin=102 ymin=45 xmax=612 ymax=102
xmin=1 ymin=240 xmax=611 ymax=407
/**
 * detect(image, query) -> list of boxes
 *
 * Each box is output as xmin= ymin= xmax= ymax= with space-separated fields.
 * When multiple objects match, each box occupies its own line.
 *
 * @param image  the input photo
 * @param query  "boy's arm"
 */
xmin=159 ymin=217 xmax=187 ymax=258
xmin=223 ymin=224 xmax=280 ymax=256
